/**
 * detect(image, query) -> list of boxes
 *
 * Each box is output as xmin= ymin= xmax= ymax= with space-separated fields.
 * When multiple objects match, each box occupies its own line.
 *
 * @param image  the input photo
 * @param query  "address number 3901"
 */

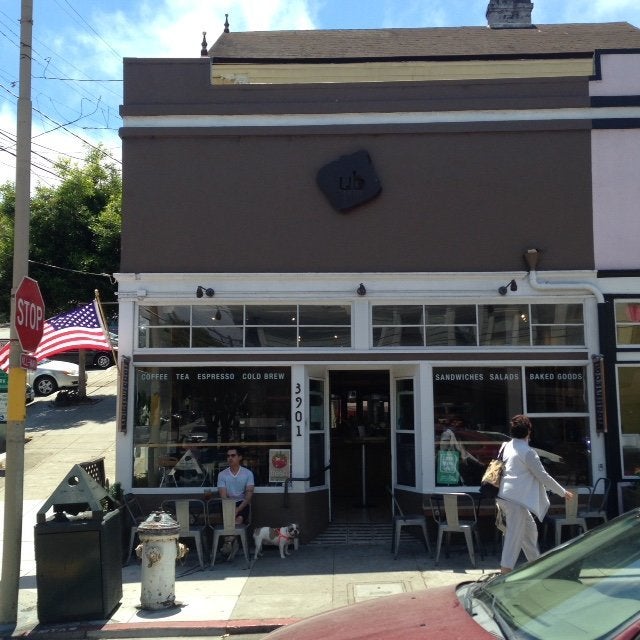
xmin=294 ymin=382 xmax=303 ymax=437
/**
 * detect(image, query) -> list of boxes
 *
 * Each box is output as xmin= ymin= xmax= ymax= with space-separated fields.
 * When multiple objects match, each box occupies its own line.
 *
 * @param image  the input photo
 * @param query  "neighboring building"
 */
xmin=117 ymin=2 xmax=640 ymax=536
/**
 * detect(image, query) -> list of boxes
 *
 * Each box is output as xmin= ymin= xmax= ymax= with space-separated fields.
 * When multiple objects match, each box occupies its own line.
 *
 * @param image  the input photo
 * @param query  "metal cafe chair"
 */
xmin=161 ymin=498 xmax=207 ymax=570
xmin=429 ymin=492 xmax=482 ymax=567
xmin=545 ymin=489 xmax=587 ymax=547
xmin=579 ymin=477 xmax=611 ymax=527
xmin=209 ymin=498 xmax=251 ymax=569
xmin=389 ymin=489 xmax=432 ymax=558
xmin=123 ymin=493 xmax=146 ymax=564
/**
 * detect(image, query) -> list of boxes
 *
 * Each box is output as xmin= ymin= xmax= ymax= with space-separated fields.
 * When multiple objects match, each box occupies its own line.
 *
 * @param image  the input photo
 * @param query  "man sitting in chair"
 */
xmin=217 ymin=446 xmax=254 ymax=560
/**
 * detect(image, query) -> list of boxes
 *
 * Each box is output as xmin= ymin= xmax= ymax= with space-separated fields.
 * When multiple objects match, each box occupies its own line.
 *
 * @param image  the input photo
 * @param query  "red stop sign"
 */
xmin=15 ymin=276 xmax=45 ymax=353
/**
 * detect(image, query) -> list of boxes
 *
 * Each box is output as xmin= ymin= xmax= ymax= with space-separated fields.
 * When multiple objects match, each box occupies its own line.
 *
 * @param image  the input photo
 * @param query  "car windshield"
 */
xmin=463 ymin=509 xmax=640 ymax=640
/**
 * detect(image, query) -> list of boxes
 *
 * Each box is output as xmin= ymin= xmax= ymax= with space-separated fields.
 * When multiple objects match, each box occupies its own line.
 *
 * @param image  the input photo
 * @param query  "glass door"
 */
xmin=394 ymin=378 xmax=416 ymax=487
xmin=308 ymin=378 xmax=327 ymax=488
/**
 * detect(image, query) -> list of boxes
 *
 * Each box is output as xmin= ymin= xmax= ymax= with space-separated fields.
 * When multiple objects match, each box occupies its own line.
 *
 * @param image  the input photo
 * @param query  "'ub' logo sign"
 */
xmin=316 ymin=150 xmax=382 ymax=212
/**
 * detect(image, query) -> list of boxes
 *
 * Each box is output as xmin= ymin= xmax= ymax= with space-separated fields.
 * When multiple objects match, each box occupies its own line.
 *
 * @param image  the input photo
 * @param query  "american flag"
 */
xmin=0 ymin=301 xmax=112 ymax=371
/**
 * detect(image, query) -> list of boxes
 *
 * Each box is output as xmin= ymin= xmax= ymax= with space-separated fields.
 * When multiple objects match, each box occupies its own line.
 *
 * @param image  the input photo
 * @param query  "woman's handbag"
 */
xmin=479 ymin=444 xmax=506 ymax=499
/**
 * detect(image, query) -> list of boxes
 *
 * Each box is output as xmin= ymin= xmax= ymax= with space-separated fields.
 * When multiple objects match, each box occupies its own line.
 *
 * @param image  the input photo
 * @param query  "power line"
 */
xmin=0 ymin=82 xmax=121 ymax=166
xmin=0 ymin=130 xmax=67 ymax=179
xmin=59 ymin=0 xmax=122 ymax=60
xmin=0 ymin=127 xmax=87 ymax=162
xmin=0 ymin=146 xmax=62 ymax=180
xmin=0 ymin=7 xmax=123 ymax=134
xmin=29 ymin=259 xmax=116 ymax=284
xmin=34 ymin=75 xmax=121 ymax=82
xmin=0 ymin=3 xmax=124 ymax=183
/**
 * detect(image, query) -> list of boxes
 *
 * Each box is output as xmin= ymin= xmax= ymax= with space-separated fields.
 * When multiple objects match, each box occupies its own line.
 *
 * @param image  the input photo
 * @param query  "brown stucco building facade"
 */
xmin=116 ymin=14 xmax=640 ymax=538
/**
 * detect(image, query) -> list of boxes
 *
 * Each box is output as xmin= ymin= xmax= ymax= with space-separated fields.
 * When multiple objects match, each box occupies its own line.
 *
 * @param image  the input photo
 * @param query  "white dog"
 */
xmin=253 ymin=524 xmax=300 ymax=560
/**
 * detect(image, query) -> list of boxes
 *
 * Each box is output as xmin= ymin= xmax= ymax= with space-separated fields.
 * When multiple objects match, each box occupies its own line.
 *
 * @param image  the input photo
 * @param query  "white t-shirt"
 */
xmin=217 ymin=466 xmax=254 ymax=500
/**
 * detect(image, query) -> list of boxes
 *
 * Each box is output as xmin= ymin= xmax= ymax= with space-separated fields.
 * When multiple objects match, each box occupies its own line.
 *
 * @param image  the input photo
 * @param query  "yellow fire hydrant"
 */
xmin=135 ymin=510 xmax=188 ymax=610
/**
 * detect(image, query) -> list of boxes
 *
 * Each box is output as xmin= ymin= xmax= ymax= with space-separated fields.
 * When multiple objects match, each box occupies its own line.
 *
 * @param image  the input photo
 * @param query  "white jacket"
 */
xmin=498 ymin=438 xmax=567 ymax=520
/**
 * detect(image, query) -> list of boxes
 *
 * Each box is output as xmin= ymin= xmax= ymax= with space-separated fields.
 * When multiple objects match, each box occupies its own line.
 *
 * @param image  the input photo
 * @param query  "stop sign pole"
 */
xmin=0 ymin=0 xmax=33 ymax=624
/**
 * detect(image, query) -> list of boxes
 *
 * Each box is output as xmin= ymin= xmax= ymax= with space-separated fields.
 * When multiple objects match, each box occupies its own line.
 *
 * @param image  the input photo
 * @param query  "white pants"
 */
xmin=497 ymin=498 xmax=540 ymax=570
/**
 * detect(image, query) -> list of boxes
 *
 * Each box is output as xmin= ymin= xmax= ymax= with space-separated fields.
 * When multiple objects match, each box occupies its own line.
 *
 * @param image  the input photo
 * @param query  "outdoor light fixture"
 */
xmin=196 ymin=285 xmax=215 ymax=298
xmin=498 ymin=279 xmax=518 ymax=296
xmin=357 ymin=283 xmax=367 ymax=296
xmin=212 ymin=309 xmax=222 ymax=321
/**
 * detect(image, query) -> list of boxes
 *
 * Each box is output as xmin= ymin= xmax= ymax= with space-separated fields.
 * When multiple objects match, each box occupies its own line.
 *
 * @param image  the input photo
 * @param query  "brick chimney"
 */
xmin=486 ymin=0 xmax=534 ymax=29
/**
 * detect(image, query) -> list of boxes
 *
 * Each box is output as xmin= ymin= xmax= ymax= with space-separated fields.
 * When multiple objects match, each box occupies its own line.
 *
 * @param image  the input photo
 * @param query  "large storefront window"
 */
xmin=372 ymin=303 xmax=583 ymax=348
xmin=617 ymin=366 xmax=640 ymax=477
xmin=615 ymin=301 xmax=640 ymax=346
xmin=133 ymin=366 xmax=291 ymax=488
xmin=138 ymin=304 xmax=351 ymax=349
xmin=433 ymin=366 xmax=589 ymax=488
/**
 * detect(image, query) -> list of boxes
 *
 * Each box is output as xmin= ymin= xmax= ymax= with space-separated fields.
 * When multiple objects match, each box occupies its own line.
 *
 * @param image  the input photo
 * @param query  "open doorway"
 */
xmin=329 ymin=370 xmax=391 ymax=523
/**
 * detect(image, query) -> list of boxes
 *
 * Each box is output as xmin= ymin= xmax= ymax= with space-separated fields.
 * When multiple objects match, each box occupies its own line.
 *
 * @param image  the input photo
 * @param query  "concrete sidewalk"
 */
xmin=8 ymin=531 xmax=497 ymax=639
xmin=0 ymin=368 xmax=501 ymax=639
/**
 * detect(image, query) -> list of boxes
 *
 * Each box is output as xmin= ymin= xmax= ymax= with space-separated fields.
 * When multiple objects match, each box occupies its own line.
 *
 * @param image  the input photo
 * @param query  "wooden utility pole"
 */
xmin=0 ymin=0 xmax=33 ymax=624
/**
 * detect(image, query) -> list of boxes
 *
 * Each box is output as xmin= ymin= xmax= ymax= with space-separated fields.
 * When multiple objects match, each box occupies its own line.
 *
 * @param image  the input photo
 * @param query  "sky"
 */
xmin=2 ymin=0 xmax=640 ymax=189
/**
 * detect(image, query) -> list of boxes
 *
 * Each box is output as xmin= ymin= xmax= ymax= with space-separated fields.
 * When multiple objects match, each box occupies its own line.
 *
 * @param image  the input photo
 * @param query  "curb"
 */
xmin=6 ymin=618 xmax=298 ymax=639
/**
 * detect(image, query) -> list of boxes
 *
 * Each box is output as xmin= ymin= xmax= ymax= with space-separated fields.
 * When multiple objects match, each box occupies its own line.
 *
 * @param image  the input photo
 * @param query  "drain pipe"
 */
xmin=524 ymin=249 xmax=604 ymax=303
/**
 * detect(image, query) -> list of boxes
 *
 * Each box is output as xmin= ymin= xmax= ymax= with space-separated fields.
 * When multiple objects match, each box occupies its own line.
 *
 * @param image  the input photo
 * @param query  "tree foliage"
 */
xmin=0 ymin=146 xmax=121 ymax=322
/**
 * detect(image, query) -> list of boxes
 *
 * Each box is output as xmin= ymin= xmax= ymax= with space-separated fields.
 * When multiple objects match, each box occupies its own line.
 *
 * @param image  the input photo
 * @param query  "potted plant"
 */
xmin=109 ymin=481 xmax=123 ymax=506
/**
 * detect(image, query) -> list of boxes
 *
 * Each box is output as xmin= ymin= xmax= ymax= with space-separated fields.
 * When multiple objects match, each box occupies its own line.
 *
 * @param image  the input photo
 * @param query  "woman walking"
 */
xmin=497 ymin=414 xmax=573 ymax=573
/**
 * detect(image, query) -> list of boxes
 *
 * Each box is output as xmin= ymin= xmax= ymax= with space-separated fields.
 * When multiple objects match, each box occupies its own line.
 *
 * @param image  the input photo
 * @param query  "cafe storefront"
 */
xmin=116 ymin=275 xmax=605 ymax=537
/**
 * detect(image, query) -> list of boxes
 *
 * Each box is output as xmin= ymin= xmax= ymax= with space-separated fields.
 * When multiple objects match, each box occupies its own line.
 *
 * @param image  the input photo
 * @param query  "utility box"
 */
xmin=34 ymin=465 xmax=122 ymax=623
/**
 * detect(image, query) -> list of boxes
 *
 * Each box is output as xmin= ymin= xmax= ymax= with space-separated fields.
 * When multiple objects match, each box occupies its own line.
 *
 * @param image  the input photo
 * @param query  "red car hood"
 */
xmin=266 ymin=584 xmax=494 ymax=640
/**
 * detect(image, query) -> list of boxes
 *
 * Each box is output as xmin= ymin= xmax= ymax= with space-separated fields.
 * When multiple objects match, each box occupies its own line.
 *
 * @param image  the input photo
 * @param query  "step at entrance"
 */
xmin=309 ymin=523 xmax=390 ymax=545
xmin=309 ymin=522 xmax=421 ymax=546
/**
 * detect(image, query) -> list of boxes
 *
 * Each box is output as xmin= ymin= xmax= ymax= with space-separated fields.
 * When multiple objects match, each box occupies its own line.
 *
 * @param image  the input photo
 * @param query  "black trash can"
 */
xmin=34 ymin=464 xmax=123 ymax=623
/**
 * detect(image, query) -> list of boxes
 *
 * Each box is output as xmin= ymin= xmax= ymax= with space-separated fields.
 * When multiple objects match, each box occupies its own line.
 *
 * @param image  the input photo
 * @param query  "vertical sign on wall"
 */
xmin=0 ymin=371 xmax=8 ymax=424
xmin=118 ymin=356 xmax=130 ymax=433
xmin=592 ymin=354 xmax=607 ymax=433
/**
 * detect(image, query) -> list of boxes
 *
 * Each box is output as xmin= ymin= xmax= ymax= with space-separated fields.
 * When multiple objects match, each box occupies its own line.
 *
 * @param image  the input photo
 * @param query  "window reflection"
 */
xmin=615 ymin=301 xmax=640 ymax=346
xmin=133 ymin=366 xmax=291 ymax=488
xmin=433 ymin=366 xmax=589 ymax=487
xmin=396 ymin=379 xmax=415 ymax=486
xmin=138 ymin=304 xmax=351 ymax=349
xmin=478 ymin=304 xmax=530 ymax=346
xmin=617 ymin=366 xmax=640 ymax=477
xmin=372 ymin=303 xmax=584 ymax=348
xmin=529 ymin=417 xmax=590 ymax=485
xmin=525 ymin=367 xmax=587 ymax=413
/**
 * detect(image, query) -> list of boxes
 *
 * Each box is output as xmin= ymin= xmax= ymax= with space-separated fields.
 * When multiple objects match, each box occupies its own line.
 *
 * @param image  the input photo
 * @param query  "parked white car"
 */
xmin=28 ymin=359 xmax=83 ymax=396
